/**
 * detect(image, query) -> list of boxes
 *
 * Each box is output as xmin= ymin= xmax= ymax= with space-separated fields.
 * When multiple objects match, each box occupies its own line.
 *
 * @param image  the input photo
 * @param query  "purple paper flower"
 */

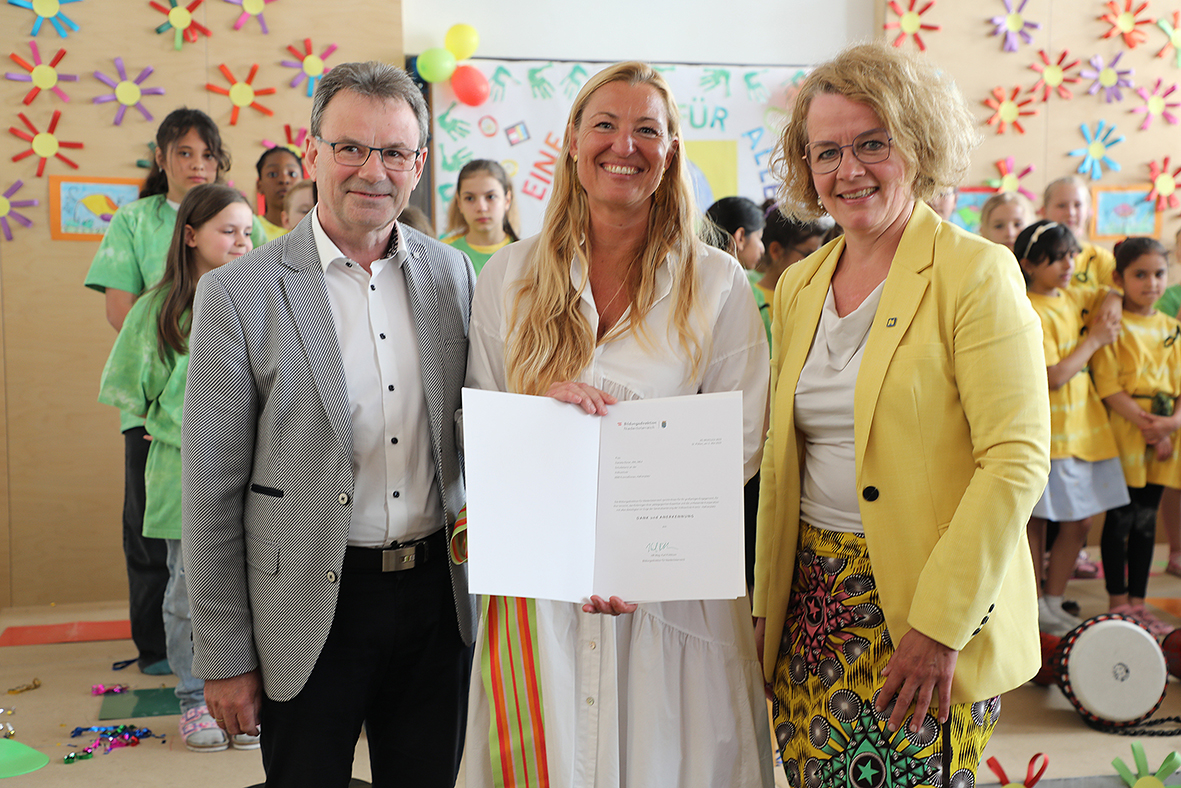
xmin=989 ymin=0 xmax=1041 ymax=52
xmin=1080 ymin=52 xmax=1134 ymax=103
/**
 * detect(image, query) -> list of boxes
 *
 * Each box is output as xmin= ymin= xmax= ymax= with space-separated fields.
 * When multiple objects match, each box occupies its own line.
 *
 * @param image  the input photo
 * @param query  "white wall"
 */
xmin=404 ymin=1 xmax=876 ymax=67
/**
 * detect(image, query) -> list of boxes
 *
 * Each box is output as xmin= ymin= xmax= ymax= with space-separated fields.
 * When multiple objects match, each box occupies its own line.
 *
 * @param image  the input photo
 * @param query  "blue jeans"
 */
xmin=165 ymin=539 xmax=205 ymax=712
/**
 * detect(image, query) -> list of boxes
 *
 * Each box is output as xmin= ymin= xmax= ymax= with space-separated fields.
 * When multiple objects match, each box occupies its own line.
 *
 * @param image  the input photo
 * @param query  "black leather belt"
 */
xmin=343 ymin=529 xmax=444 ymax=573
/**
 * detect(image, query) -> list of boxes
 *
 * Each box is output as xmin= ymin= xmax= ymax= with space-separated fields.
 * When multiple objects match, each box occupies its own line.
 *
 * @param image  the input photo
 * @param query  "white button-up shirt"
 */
xmin=312 ymin=208 xmax=440 ymax=547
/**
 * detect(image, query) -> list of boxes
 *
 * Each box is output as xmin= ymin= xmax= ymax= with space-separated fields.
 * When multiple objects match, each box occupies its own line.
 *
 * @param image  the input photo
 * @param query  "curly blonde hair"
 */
xmin=504 ymin=62 xmax=703 ymax=395
xmin=772 ymin=42 xmax=980 ymax=221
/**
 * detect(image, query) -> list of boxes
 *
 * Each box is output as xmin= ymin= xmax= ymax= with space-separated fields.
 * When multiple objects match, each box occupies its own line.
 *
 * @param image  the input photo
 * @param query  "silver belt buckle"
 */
xmin=381 ymin=544 xmax=417 ymax=572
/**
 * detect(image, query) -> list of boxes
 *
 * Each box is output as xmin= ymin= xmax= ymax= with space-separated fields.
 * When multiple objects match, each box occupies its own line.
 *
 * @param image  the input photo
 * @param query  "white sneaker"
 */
xmin=1038 ymin=597 xmax=1072 ymax=636
xmin=231 ymin=731 xmax=261 ymax=750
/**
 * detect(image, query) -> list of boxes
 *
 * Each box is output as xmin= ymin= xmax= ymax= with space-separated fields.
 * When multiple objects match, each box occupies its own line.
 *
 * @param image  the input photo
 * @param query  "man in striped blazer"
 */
xmin=182 ymin=61 xmax=476 ymax=786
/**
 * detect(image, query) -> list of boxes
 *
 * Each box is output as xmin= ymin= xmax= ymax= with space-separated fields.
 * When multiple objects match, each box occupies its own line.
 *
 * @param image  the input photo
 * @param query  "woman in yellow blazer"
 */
xmin=752 ymin=43 xmax=1049 ymax=788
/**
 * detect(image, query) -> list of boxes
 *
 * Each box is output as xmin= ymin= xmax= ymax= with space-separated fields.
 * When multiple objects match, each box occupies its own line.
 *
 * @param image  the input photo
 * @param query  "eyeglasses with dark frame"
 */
xmin=314 ymin=137 xmax=422 ymax=171
xmin=804 ymin=128 xmax=893 ymax=174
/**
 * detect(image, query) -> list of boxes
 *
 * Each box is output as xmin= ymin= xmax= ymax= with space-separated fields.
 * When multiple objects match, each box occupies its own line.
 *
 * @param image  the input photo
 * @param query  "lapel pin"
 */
xmin=886 ymin=317 xmax=897 ymax=327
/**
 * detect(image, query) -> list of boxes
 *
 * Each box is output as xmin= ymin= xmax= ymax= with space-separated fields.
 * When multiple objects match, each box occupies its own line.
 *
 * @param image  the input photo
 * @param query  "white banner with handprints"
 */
xmin=429 ymin=58 xmax=809 ymax=240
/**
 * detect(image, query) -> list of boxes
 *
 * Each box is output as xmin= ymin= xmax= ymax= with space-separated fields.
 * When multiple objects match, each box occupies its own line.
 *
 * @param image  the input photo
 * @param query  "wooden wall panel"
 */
xmin=1 ymin=0 xmax=402 ymax=607
xmin=889 ymin=1 xmax=1181 ymax=249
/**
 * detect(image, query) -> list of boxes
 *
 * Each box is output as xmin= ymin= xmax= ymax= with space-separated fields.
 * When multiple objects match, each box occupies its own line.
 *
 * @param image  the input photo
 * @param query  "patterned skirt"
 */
xmin=771 ymin=523 xmax=999 ymax=788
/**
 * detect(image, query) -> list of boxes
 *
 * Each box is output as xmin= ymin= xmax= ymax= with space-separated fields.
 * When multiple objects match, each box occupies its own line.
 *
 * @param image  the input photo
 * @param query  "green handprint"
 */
xmin=560 ymin=64 xmax=588 ymax=99
xmin=437 ymin=102 xmax=471 ymax=141
xmin=700 ymin=68 xmax=731 ymax=98
xmin=490 ymin=66 xmax=521 ymax=102
xmin=528 ymin=63 xmax=554 ymax=100
xmin=743 ymin=70 xmax=769 ymax=103
xmin=439 ymin=144 xmax=473 ymax=173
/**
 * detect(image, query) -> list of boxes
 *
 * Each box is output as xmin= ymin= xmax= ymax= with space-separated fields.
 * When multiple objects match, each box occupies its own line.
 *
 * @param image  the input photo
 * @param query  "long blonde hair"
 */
xmin=504 ymin=62 xmax=703 ymax=395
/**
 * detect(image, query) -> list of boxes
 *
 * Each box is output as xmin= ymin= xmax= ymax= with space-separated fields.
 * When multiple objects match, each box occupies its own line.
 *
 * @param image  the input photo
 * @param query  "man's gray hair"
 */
xmin=310 ymin=61 xmax=430 ymax=148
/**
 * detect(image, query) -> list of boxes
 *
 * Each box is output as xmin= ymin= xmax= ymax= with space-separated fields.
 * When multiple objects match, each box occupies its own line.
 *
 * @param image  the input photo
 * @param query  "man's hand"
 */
xmin=205 ymin=670 xmax=263 ymax=737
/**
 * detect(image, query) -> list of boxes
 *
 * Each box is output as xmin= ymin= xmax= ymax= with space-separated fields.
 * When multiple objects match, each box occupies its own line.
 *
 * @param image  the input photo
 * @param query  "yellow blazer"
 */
xmin=752 ymin=202 xmax=1049 ymax=704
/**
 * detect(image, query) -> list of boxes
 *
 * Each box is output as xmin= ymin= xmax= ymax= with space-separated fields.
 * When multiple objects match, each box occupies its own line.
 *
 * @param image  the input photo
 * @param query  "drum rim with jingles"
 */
xmin=1052 ymin=612 xmax=1168 ymax=730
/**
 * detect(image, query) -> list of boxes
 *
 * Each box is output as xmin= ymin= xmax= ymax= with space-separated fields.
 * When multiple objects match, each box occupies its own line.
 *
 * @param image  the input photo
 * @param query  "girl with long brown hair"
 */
xmin=100 ymin=183 xmax=255 ymax=753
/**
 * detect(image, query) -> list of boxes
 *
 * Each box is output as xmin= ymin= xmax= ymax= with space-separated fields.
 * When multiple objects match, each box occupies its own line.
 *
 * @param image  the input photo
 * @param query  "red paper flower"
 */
xmin=9 ymin=110 xmax=82 ymax=176
xmin=205 ymin=63 xmax=276 ymax=125
xmin=1100 ymin=0 xmax=1156 ymax=49
xmin=985 ymin=86 xmax=1038 ymax=133
xmin=1147 ymin=157 xmax=1181 ymax=211
xmin=1029 ymin=49 xmax=1080 ymax=101
xmin=884 ymin=0 xmax=940 ymax=51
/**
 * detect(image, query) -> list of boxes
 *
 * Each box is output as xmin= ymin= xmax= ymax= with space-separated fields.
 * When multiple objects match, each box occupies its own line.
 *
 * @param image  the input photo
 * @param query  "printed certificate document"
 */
xmin=462 ymin=388 xmax=745 ymax=603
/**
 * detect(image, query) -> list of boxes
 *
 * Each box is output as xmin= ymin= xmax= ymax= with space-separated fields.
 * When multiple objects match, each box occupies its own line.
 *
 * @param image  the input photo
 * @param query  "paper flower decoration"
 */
xmin=1158 ymin=12 xmax=1181 ymax=67
xmin=1148 ymin=158 xmax=1181 ymax=210
xmin=7 ymin=0 xmax=81 ymax=38
xmin=1101 ymin=1 xmax=1156 ymax=49
xmin=206 ymin=63 xmax=275 ymax=125
xmin=262 ymin=124 xmax=308 ymax=158
xmin=1130 ymin=79 xmax=1180 ymax=129
xmin=988 ymin=156 xmax=1038 ymax=201
xmin=1081 ymin=53 xmax=1134 ymax=102
xmin=93 ymin=57 xmax=165 ymax=125
xmin=136 ymin=141 xmax=157 ymax=169
xmin=884 ymin=0 xmax=940 ymax=51
xmin=6 ymin=41 xmax=77 ymax=104
xmin=225 ymin=0 xmax=276 ymax=32
xmin=0 ymin=180 xmax=38 ymax=241
xmin=985 ymin=86 xmax=1038 ymax=133
xmin=1112 ymin=742 xmax=1180 ymax=788
xmin=990 ymin=0 xmax=1041 ymax=52
xmin=1069 ymin=121 xmax=1124 ymax=180
xmin=9 ymin=110 xmax=82 ymax=176
xmin=986 ymin=754 xmax=1048 ymax=788
xmin=281 ymin=39 xmax=336 ymax=97
xmin=151 ymin=0 xmax=211 ymax=51
xmin=1030 ymin=49 xmax=1081 ymax=100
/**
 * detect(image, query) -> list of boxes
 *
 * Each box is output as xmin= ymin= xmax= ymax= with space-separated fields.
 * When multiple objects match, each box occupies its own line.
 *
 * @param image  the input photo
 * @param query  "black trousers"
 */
xmin=122 ymin=427 xmax=168 ymax=668
xmin=1102 ymin=483 xmax=1164 ymax=598
xmin=259 ymin=544 xmax=472 ymax=788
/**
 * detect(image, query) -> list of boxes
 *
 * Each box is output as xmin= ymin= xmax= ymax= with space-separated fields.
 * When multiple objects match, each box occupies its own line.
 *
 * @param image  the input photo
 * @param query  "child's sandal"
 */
xmin=179 ymin=705 xmax=229 ymax=752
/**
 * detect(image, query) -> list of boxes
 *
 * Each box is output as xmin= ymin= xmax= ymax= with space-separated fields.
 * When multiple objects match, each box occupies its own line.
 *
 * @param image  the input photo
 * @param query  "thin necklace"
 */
xmin=597 ymin=276 xmax=629 ymax=315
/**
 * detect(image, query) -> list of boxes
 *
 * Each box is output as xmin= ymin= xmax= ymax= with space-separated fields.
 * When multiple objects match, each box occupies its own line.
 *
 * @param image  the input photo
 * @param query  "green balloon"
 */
xmin=417 ymin=47 xmax=457 ymax=83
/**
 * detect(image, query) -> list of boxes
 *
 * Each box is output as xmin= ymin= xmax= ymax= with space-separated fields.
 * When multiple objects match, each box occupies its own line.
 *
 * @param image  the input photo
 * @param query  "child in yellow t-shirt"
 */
xmin=1017 ymin=220 xmax=1127 ymax=636
xmin=1091 ymin=237 xmax=1181 ymax=636
xmin=1041 ymin=175 xmax=1117 ymax=291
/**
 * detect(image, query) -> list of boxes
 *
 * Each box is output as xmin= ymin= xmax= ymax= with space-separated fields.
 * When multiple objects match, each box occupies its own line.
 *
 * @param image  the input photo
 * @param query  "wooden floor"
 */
xmin=3 ymin=549 xmax=1181 ymax=788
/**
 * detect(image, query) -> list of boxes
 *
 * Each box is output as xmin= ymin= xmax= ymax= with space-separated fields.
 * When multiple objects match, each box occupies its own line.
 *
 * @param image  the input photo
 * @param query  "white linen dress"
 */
xmin=464 ymin=235 xmax=775 ymax=788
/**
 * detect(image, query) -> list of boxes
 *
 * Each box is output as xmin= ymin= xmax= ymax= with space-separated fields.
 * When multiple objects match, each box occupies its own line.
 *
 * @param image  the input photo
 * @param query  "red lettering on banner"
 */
xmin=522 ymin=132 xmax=564 ymax=201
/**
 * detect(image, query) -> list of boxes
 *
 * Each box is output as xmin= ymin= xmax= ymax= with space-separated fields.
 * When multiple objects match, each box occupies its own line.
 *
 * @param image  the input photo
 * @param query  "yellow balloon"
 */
xmin=445 ymin=24 xmax=479 ymax=61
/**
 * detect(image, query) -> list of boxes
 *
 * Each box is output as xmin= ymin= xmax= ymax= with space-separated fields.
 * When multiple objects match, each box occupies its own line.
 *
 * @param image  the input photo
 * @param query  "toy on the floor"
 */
xmin=64 ymin=724 xmax=163 ymax=763
xmin=1051 ymin=613 xmax=1168 ymax=730
xmin=1161 ymin=629 xmax=1181 ymax=679
xmin=1032 ymin=631 xmax=1061 ymax=686
xmin=90 ymin=683 xmax=129 ymax=695
xmin=986 ymin=753 xmax=1048 ymax=788
xmin=5 ymin=678 xmax=39 ymax=695
xmin=0 ymin=738 xmax=49 ymax=778
xmin=1112 ymin=741 xmax=1180 ymax=787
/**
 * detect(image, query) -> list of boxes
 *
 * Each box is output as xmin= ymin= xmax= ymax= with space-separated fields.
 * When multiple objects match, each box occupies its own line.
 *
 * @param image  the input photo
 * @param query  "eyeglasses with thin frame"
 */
xmin=804 ymin=128 xmax=893 ymax=174
xmin=314 ymin=137 xmax=422 ymax=171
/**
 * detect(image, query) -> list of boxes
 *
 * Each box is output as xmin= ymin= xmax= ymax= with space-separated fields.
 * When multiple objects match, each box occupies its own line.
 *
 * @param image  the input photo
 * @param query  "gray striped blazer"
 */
xmin=181 ymin=215 xmax=476 ymax=702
